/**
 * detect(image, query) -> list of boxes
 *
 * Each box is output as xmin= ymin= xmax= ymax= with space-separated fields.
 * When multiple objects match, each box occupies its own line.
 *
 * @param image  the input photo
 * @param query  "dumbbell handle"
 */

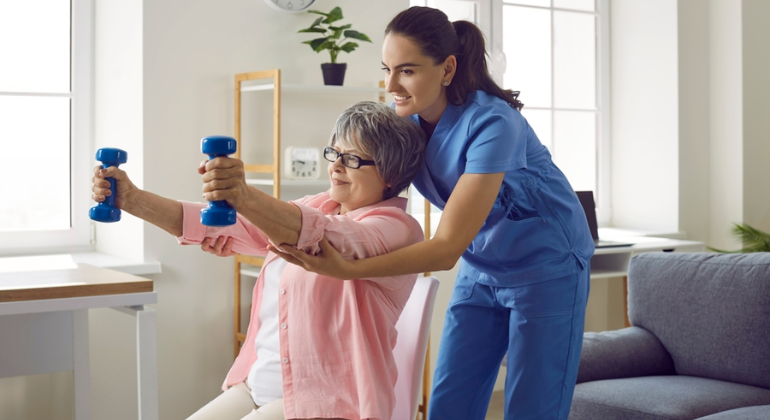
xmin=200 ymin=136 xmax=237 ymax=226
xmin=90 ymin=148 xmax=128 ymax=223
xmin=101 ymin=162 xmax=119 ymax=209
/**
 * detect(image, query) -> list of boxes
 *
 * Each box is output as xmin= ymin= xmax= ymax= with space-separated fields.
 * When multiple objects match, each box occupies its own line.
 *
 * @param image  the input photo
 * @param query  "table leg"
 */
xmin=136 ymin=306 xmax=158 ymax=420
xmin=73 ymin=309 xmax=91 ymax=420
xmin=114 ymin=305 xmax=158 ymax=420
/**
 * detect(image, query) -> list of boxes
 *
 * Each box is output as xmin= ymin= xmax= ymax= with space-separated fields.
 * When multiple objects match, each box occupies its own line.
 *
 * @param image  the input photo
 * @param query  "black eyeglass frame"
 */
xmin=323 ymin=147 xmax=375 ymax=169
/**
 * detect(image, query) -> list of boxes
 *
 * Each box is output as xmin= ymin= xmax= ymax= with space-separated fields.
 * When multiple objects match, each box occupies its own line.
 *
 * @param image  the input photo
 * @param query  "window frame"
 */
xmin=410 ymin=0 xmax=611 ymax=226
xmin=491 ymin=0 xmax=611 ymax=224
xmin=0 ymin=0 xmax=94 ymax=256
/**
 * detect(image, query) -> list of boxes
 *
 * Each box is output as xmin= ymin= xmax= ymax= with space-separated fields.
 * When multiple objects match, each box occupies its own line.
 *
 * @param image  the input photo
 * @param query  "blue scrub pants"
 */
xmin=428 ymin=267 xmax=590 ymax=420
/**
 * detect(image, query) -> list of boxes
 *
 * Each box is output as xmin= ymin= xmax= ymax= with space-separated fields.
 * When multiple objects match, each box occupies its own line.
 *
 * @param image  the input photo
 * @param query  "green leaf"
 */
xmin=307 ymin=38 xmax=328 ymax=52
xmin=732 ymin=223 xmax=770 ymax=252
xmin=339 ymin=42 xmax=359 ymax=53
xmin=309 ymin=16 xmax=324 ymax=27
xmin=706 ymin=246 xmax=741 ymax=253
xmin=329 ymin=24 xmax=352 ymax=31
xmin=298 ymin=27 xmax=327 ymax=34
xmin=326 ymin=6 xmax=343 ymax=24
xmin=709 ymin=223 xmax=770 ymax=253
xmin=343 ymin=30 xmax=372 ymax=42
xmin=330 ymin=29 xmax=343 ymax=40
xmin=307 ymin=10 xmax=329 ymax=17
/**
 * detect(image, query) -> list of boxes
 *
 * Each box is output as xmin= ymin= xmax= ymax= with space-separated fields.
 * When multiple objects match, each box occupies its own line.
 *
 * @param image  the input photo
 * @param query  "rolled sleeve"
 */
xmin=175 ymin=200 xmax=270 ymax=256
xmin=177 ymin=201 xmax=208 ymax=245
xmin=292 ymin=202 xmax=327 ymax=252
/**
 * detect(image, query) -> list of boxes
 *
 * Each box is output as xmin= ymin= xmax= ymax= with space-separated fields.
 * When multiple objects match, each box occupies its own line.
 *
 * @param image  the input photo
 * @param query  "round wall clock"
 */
xmin=263 ymin=0 xmax=317 ymax=13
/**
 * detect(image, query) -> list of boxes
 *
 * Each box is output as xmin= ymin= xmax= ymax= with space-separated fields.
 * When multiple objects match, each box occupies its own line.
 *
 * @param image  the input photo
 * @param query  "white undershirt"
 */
xmin=246 ymin=258 xmax=287 ymax=406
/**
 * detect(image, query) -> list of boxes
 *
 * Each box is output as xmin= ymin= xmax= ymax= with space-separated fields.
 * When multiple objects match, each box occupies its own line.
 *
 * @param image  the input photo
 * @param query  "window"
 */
xmin=0 ymin=0 xmax=93 ymax=255
xmin=409 ymin=0 xmax=610 ymax=226
xmin=496 ymin=0 xmax=608 ymax=213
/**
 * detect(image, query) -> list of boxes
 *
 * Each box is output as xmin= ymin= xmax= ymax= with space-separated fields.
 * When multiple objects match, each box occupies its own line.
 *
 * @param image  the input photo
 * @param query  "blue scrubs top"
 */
xmin=409 ymin=91 xmax=594 ymax=287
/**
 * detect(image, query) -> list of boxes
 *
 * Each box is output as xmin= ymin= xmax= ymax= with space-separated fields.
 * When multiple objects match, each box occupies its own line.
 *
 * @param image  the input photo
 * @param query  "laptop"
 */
xmin=575 ymin=191 xmax=634 ymax=248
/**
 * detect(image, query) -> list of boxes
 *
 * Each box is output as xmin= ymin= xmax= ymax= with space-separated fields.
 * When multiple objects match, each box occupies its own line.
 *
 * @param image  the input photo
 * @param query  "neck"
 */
xmin=418 ymin=94 xmax=448 ymax=126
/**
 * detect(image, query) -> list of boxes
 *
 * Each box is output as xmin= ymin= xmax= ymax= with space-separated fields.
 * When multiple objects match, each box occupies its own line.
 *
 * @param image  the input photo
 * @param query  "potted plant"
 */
xmin=298 ymin=6 xmax=372 ymax=86
xmin=708 ymin=223 xmax=770 ymax=253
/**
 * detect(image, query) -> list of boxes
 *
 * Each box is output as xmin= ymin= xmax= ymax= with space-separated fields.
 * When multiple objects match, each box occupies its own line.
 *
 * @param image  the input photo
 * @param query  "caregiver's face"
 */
xmin=382 ymin=33 xmax=449 ymax=125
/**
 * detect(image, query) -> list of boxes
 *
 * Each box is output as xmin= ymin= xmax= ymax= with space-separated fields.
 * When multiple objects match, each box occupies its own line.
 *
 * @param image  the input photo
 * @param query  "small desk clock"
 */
xmin=284 ymin=147 xmax=321 ymax=179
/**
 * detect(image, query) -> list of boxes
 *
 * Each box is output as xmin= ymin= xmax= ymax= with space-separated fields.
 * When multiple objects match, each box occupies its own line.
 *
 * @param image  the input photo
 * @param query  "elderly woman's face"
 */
xmin=327 ymin=142 xmax=386 ymax=214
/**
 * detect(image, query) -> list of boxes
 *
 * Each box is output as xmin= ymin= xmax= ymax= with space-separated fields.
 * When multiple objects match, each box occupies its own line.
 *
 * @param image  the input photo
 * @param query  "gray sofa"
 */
xmin=569 ymin=252 xmax=770 ymax=420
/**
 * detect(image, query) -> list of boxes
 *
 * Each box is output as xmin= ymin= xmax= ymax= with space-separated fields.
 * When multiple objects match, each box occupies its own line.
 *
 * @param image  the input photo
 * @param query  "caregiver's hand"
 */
xmin=91 ymin=165 xmax=138 ymax=210
xmin=199 ymin=157 xmax=252 ymax=210
xmin=201 ymin=236 xmax=236 ymax=257
xmin=267 ymin=237 xmax=357 ymax=280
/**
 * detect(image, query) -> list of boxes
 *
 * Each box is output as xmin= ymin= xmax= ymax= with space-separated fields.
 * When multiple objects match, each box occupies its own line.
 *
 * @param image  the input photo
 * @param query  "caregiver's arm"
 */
xmin=92 ymin=166 xmax=183 ymax=236
xmin=200 ymin=157 xmax=301 ymax=246
xmin=273 ymin=172 xmax=504 ymax=279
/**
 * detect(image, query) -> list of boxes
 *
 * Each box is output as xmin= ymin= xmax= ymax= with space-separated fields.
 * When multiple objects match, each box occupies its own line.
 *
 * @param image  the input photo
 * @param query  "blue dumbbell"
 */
xmin=200 ymin=136 xmax=238 ymax=226
xmin=89 ymin=148 xmax=128 ymax=223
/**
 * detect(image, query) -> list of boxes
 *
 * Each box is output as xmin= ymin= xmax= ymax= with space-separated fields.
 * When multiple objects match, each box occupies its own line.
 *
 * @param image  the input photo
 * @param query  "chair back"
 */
xmin=392 ymin=276 xmax=440 ymax=420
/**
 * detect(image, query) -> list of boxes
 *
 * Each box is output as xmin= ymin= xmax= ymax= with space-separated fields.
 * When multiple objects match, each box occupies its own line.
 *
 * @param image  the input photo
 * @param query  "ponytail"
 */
xmin=386 ymin=6 xmax=523 ymax=110
xmin=451 ymin=21 xmax=523 ymax=110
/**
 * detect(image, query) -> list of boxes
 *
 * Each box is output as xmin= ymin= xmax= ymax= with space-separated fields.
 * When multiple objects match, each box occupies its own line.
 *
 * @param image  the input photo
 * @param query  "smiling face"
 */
xmin=382 ymin=33 xmax=456 ymax=125
xmin=327 ymin=138 xmax=387 ymax=215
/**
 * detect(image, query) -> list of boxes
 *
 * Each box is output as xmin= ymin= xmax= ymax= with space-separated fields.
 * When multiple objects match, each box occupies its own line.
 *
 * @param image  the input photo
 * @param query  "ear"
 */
xmin=443 ymin=55 xmax=457 ymax=82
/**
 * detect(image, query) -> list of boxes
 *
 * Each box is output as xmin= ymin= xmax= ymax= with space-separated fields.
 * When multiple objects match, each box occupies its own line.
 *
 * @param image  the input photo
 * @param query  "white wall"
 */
xmin=708 ymin=0 xmax=744 ymax=251
xmin=610 ymin=0 xmax=770 ymax=246
xmin=740 ymin=0 xmax=770 ymax=238
xmin=610 ymin=0 xmax=680 ymax=233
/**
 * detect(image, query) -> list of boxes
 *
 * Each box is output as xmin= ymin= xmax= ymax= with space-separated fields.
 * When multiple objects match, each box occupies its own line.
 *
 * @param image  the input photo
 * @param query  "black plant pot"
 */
xmin=321 ymin=63 xmax=347 ymax=86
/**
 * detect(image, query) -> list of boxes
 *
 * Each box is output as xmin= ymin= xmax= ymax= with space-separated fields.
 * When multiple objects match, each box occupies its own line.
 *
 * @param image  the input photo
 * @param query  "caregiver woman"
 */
xmin=262 ymin=6 xmax=595 ymax=420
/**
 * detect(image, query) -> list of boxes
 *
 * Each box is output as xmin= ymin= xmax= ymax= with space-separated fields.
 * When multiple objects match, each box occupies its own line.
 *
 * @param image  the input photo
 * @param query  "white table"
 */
xmin=0 ymin=263 xmax=158 ymax=420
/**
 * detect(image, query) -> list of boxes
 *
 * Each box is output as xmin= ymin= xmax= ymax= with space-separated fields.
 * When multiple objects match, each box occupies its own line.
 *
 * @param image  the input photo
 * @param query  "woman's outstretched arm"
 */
xmin=269 ymin=172 xmax=504 ymax=279
xmin=199 ymin=157 xmax=302 ymax=247
xmin=92 ymin=165 xmax=184 ymax=236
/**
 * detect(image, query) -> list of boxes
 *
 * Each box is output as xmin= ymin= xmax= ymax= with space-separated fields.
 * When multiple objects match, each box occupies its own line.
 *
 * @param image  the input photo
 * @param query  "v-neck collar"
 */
xmin=412 ymin=101 xmax=465 ymax=166
xmin=409 ymin=102 xmax=466 ymax=209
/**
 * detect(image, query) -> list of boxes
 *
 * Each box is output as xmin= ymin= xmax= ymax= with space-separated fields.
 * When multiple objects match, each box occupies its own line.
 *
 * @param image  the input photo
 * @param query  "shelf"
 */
xmin=239 ymin=269 xmax=262 ymax=278
xmin=241 ymin=83 xmax=386 ymax=94
xmin=246 ymin=179 xmax=329 ymax=187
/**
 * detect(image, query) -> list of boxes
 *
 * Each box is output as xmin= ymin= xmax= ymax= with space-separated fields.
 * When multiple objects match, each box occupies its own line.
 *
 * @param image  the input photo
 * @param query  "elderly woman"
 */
xmin=91 ymin=101 xmax=426 ymax=420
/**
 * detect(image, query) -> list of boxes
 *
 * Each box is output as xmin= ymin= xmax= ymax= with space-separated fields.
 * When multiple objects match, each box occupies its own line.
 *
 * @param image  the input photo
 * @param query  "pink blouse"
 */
xmin=177 ymin=193 xmax=424 ymax=420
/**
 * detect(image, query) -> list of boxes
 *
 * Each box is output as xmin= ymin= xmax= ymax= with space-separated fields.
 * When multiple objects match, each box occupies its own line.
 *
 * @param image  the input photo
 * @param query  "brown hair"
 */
xmin=385 ymin=6 xmax=523 ymax=110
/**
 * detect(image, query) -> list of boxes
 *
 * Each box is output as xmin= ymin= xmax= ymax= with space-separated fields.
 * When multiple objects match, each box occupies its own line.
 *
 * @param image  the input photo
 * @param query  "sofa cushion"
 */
xmin=577 ymin=327 xmax=674 ymax=383
xmin=627 ymin=252 xmax=770 ymax=388
xmin=569 ymin=376 xmax=770 ymax=420
xmin=696 ymin=404 xmax=770 ymax=420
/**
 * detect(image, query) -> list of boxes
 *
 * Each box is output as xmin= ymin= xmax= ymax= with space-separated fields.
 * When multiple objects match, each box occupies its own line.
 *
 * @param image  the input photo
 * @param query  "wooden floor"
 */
xmin=486 ymin=390 xmax=505 ymax=420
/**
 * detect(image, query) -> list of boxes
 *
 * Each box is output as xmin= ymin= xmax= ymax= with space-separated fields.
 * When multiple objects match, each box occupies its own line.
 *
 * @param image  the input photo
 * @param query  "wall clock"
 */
xmin=284 ymin=147 xmax=321 ymax=179
xmin=263 ymin=0 xmax=317 ymax=13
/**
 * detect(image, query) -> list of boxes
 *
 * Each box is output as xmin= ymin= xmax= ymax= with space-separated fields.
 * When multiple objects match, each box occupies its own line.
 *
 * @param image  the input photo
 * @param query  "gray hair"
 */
xmin=329 ymin=101 xmax=426 ymax=200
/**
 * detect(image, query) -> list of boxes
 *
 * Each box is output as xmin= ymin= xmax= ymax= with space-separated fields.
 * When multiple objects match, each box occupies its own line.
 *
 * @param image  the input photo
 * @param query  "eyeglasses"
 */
xmin=323 ymin=147 xmax=375 ymax=169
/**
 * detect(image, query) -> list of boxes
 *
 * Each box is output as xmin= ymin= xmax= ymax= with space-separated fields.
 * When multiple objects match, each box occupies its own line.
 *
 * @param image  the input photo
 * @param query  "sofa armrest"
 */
xmin=576 ymin=326 xmax=675 ymax=384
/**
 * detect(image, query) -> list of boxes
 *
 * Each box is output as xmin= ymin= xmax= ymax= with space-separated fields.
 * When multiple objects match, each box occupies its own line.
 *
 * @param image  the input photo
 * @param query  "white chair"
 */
xmin=393 ymin=276 xmax=440 ymax=420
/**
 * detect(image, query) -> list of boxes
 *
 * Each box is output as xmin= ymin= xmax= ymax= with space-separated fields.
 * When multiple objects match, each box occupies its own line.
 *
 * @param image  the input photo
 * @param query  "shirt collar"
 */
xmin=317 ymin=193 xmax=408 ymax=218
